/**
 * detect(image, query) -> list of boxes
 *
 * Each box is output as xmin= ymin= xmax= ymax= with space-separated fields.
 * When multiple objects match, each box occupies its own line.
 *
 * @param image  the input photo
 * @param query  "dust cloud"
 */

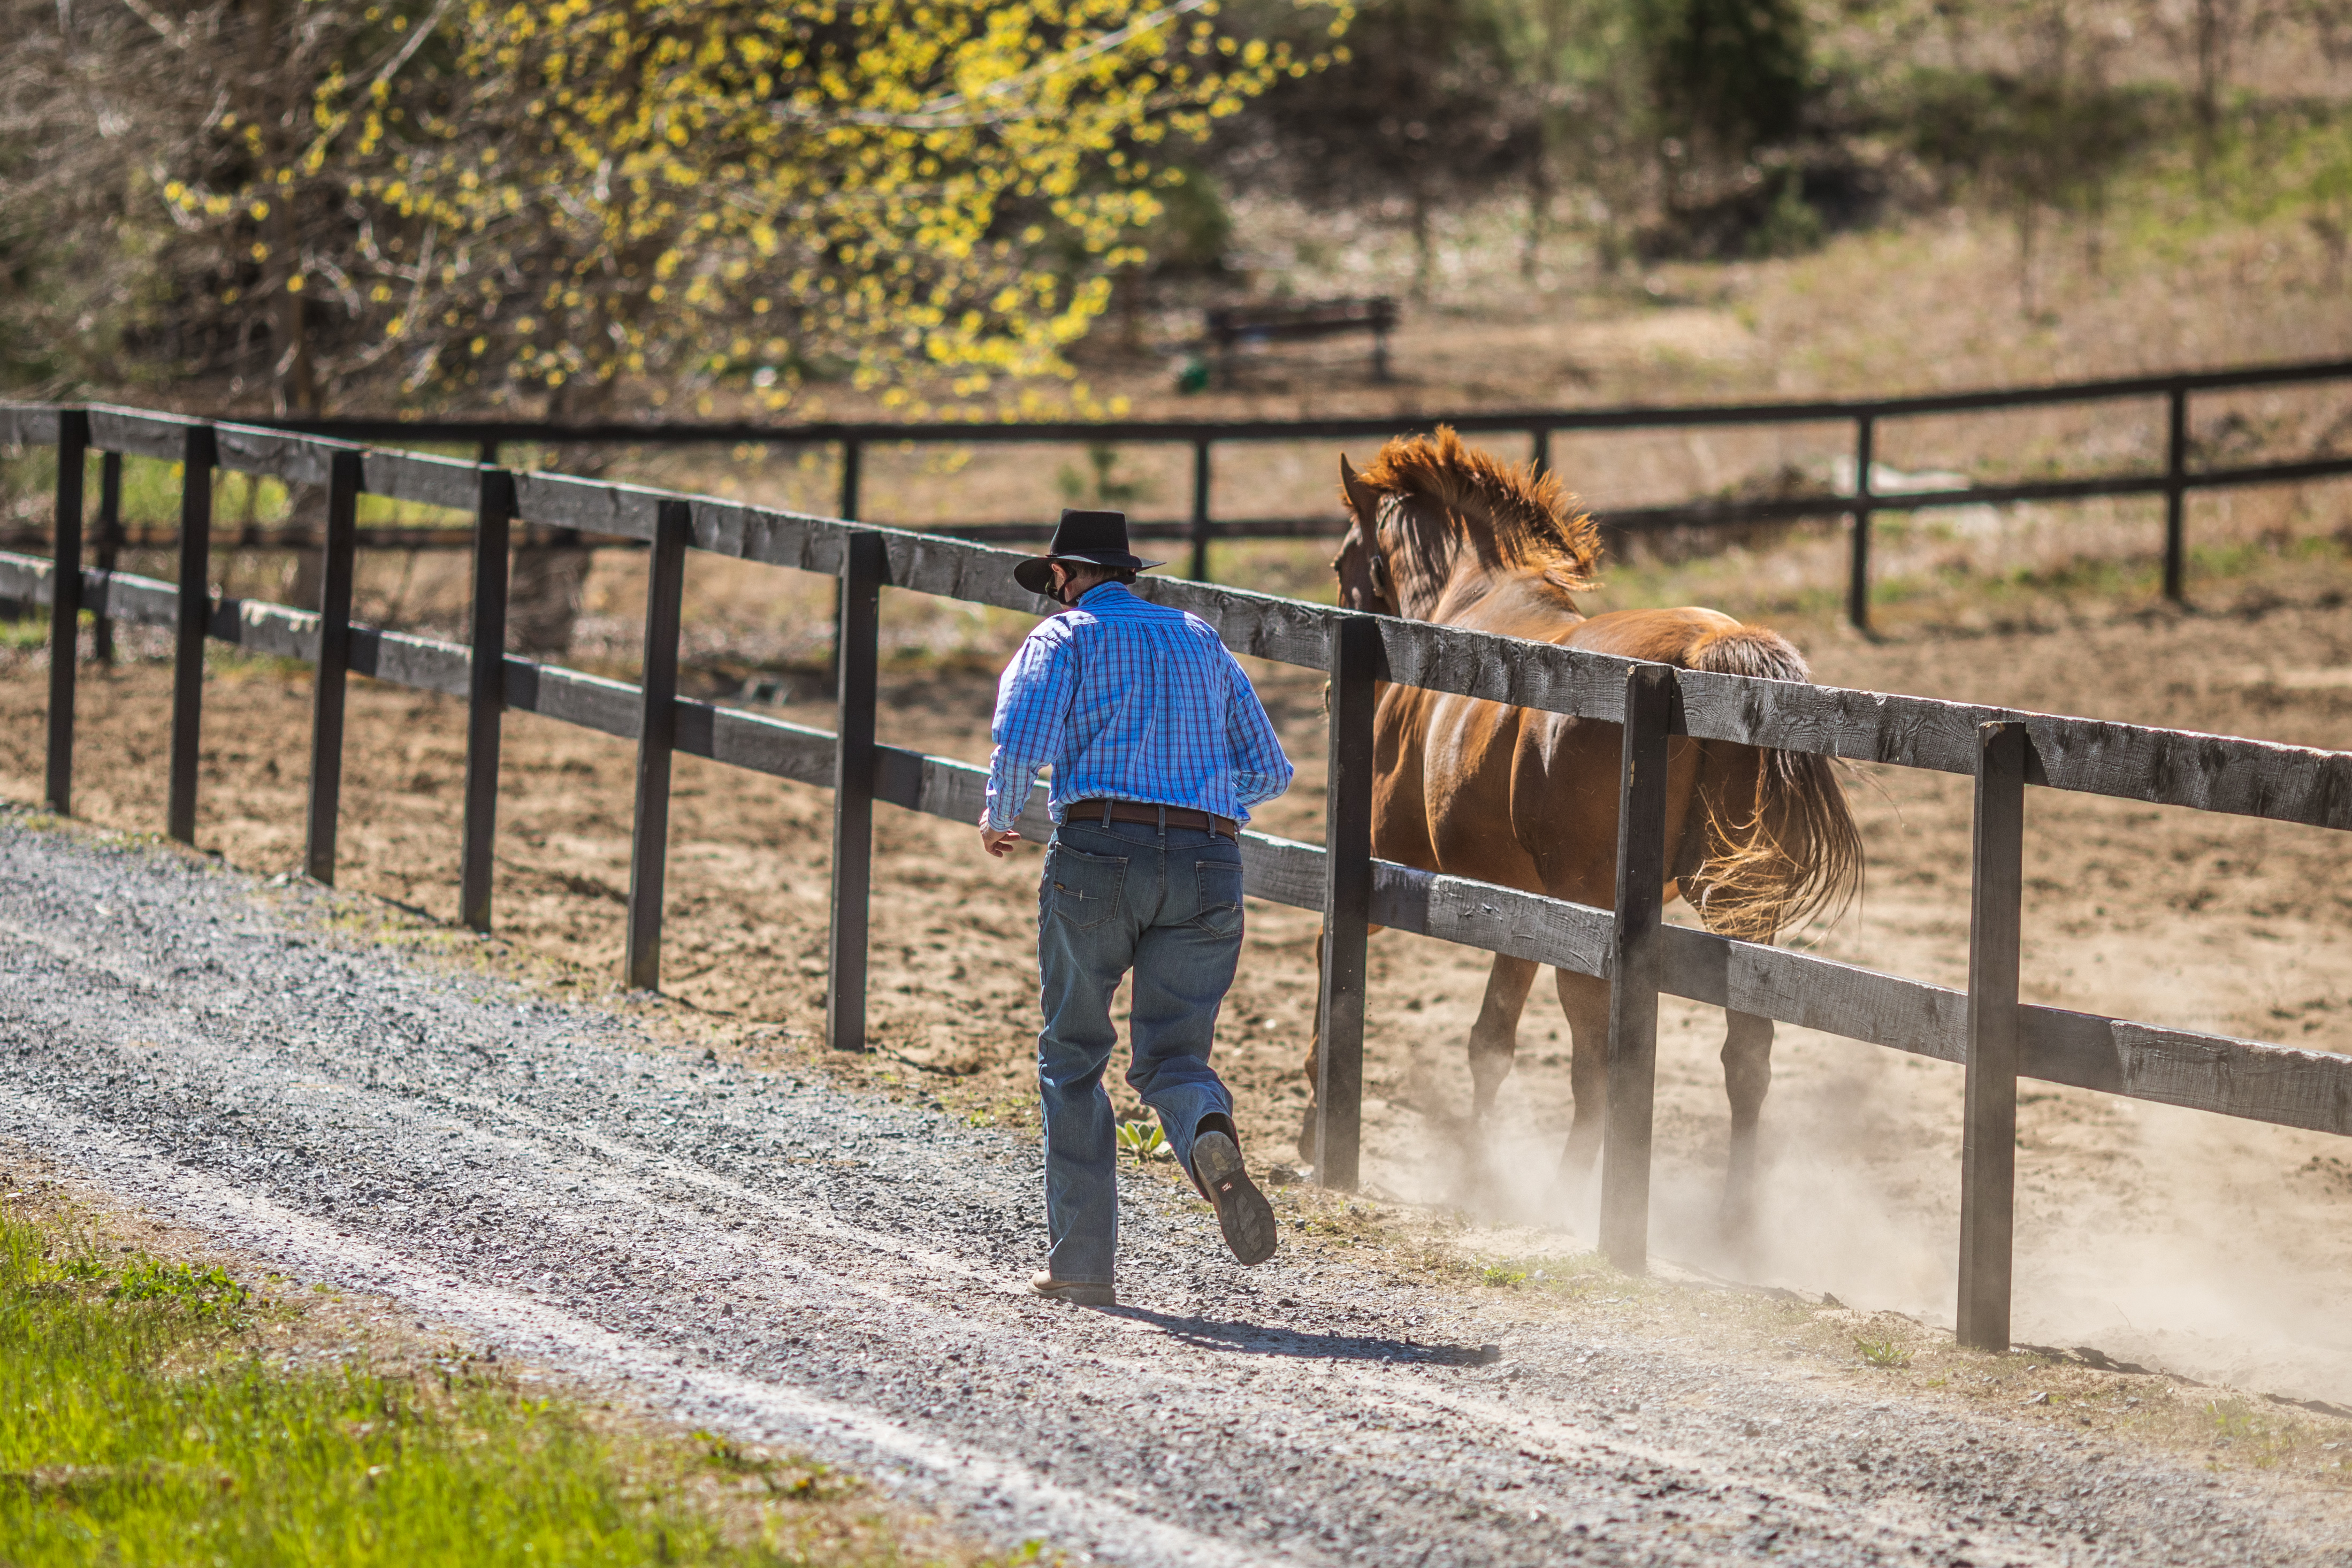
xmin=1369 ymin=1004 xmax=2352 ymax=1408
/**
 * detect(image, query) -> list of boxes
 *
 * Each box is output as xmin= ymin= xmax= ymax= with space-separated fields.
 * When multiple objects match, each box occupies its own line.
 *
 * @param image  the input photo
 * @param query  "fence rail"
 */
xmin=7 ymin=399 xmax=2352 ymax=1354
xmin=209 ymin=355 xmax=2352 ymax=629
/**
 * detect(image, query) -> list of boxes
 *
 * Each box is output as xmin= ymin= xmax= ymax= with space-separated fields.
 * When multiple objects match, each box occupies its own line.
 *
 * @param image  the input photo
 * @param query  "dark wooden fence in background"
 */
xmin=206 ymin=354 xmax=2352 ymax=630
xmin=7 ymin=401 xmax=2352 ymax=1356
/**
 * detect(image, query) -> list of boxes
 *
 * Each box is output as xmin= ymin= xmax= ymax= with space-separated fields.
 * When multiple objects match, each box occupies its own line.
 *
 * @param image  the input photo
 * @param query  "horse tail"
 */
xmin=1673 ymin=624 xmax=1865 ymax=943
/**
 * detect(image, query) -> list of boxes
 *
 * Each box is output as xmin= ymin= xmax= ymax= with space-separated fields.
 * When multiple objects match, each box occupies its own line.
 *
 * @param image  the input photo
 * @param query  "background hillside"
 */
xmin=8 ymin=0 xmax=2352 ymax=419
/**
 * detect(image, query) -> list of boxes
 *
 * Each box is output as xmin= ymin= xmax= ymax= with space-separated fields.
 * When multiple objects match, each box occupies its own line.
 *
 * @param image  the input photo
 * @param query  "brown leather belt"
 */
xmin=1067 ymin=798 xmax=1240 ymax=839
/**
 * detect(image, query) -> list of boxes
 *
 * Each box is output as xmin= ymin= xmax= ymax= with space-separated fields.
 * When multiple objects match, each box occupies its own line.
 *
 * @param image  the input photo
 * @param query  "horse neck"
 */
xmin=1391 ymin=529 xmax=1506 ymax=624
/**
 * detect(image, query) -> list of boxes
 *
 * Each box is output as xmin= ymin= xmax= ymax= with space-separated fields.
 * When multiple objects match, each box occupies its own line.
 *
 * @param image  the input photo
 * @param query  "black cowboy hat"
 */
xmin=1013 ymin=509 xmax=1164 ymax=595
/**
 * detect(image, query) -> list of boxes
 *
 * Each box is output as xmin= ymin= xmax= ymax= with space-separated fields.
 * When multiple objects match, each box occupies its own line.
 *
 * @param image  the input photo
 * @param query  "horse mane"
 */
xmin=1357 ymin=426 xmax=1603 ymax=590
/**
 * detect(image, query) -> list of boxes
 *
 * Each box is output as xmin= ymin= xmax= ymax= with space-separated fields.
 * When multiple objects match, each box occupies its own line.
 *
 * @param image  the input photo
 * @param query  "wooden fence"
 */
xmin=7 ymin=401 xmax=2352 ymax=1354
xmin=248 ymin=354 xmax=2352 ymax=630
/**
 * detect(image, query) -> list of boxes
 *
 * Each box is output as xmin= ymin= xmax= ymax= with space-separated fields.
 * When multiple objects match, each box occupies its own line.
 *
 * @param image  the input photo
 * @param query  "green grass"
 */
xmin=203 ymin=644 xmax=315 ymax=682
xmin=0 ymin=612 xmax=127 ymax=655
xmin=1472 ymin=1252 xmax=1614 ymax=1293
xmin=0 ymin=1206 xmax=959 ymax=1566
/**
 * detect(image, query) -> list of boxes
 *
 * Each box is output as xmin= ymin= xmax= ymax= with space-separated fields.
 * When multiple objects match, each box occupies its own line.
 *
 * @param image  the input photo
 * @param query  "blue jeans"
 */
xmin=1036 ymin=816 xmax=1246 ymax=1285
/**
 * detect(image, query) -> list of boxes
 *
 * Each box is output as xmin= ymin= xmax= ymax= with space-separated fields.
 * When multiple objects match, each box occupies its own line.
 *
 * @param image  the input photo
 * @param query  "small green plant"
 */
xmin=694 ymin=1428 xmax=771 ymax=1474
xmin=1474 ymin=1252 xmax=1607 ymax=1293
xmin=1854 ymin=1331 xmax=1912 ymax=1368
xmin=1116 ymin=1120 xmax=1170 ymax=1162
xmin=107 ymin=1258 xmax=252 ymax=1322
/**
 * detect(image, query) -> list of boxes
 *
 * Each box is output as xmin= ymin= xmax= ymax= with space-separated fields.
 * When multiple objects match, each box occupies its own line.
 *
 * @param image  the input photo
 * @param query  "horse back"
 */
xmin=1376 ymin=593 xmax=1727 ymax=897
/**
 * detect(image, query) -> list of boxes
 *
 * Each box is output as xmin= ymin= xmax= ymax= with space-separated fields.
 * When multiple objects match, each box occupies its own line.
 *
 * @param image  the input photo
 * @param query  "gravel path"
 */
xmin=1 ymin=809 xmax=2342 ymax=1567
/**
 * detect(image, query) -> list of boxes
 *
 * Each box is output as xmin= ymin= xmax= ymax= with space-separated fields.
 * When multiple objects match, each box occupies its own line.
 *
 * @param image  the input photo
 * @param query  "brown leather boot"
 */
xmin=1029 ymin=1271 xmax=1115 ymax=1306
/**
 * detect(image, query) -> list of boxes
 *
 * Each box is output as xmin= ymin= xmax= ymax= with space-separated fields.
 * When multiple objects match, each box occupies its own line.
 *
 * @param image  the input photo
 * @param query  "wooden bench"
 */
xmin=1202 ymin=296 xmax=1398 ymax=385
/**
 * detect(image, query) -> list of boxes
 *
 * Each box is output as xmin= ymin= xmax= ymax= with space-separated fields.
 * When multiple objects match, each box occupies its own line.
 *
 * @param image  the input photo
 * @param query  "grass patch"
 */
xmin=204 ymin=645 xmax=316 ymax=683
xmin=0 ymin=1202 xmax=991 ymax=1566
xmin=2202 ymin=1396 xmax=2306 ymax=1470
xmin=1472 ymin=1252 xmax=1615 ymax=1294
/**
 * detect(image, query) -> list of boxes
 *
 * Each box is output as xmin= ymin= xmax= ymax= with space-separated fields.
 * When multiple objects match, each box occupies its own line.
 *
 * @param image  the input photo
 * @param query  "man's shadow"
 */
xmin=1108 ymin=1305 xmax=1501 ymax=1366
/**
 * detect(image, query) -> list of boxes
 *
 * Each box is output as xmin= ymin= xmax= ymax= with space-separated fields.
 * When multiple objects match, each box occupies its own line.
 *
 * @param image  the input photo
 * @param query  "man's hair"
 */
xmin=1057 ymin=561 xmax=1137 ymax=588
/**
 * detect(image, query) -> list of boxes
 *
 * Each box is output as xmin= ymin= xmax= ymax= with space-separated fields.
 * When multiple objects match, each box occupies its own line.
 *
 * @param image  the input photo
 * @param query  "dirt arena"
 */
xmin=6 ymin=549 xmax=2352 ymax=1405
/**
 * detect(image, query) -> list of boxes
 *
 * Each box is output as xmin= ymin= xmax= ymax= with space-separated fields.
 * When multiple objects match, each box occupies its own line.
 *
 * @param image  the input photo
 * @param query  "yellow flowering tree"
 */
xmin=128 ymin=0 xmax=1346 ymax=414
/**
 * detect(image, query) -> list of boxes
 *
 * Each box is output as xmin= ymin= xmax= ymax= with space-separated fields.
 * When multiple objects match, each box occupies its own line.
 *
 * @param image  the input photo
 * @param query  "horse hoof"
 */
xmin=1296 ymin=1102 xmax=1322 ymax=1166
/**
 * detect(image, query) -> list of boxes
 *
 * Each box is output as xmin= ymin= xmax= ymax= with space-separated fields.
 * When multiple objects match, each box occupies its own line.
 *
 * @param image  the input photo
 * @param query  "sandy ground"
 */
xmin=5 ymin=569 xmax=2352 ymax=1411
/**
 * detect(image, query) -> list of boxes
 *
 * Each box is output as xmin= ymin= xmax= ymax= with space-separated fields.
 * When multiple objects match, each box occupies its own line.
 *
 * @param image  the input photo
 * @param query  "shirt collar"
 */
xmin=1074 ymin=581 xmax=1133 ymax=608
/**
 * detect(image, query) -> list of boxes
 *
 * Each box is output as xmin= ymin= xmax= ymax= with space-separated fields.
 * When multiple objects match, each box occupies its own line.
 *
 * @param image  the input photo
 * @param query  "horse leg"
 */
xmin=1468 ymin=955 xmax=1539 ymax=1121
xmin=1555 ymin=968 xmax=1613 ymax=1182
xmin=1720 ymin=1009 xmax=1774 ymax=1233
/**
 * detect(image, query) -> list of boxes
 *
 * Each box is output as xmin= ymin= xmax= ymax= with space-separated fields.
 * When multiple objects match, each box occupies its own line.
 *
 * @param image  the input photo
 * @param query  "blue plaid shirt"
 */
xmin=985 ymin=583 xmax=1294 ymax=831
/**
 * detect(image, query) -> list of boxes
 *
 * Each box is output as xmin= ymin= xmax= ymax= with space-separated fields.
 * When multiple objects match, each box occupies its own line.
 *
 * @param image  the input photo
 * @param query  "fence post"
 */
xmin=460 ymin=466 xmax=516 ymax=933
xmin=1529 ymin=427 xmax=1551 ymax=478
xmin=477 ymin=439 xmax=500 ymax=468
xmin=303 ymin=449 xmax=363 ymax=885
xmin=166 ymin=425 xmax=217 ymax=845
xmin=623 ymin=499 xmax=691 ymax=991
xmin=93 ymin=449 xmax=121 ymax=668
xmin=825 ymin=438 xmax=862 ymax=687
xmin=1188 ymin=439 xmax=1213 ymax=583
xmin=839 ymin=439 xmax=862 ymax=521
xmin=44 ymin=410 xmax=88 ymax=816
xmin=1601 ymin=661 xmax=1677 ymax=1273
xmin=1315 ymin=613 xmax=1380 ymax=1191
xmin=1958 ymin=719 xmax=2027 ymax=1351
xmin=1846 ymin=415 xmax=1876 ymax=632
xmin=827 ymin=530 xmax=884 ymax=1051
xmin=2163 ymin=387 xmax=2188 ymax=604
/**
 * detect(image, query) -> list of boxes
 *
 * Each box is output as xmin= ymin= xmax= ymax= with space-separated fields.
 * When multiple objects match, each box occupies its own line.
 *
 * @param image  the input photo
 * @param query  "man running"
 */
xmin=980 ymin=509 xmax=1295 ymax=1306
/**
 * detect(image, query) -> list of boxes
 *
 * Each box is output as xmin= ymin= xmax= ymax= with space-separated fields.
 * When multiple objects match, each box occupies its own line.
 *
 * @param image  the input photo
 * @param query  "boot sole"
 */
xmin=1029 ymin=1274 xmax=1116 ymax=1306
xmin=1192 ymin=1132 xmax=1277 ymax=1266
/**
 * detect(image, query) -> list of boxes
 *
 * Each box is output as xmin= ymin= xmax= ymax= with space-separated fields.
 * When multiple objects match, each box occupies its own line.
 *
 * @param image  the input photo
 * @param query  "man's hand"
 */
xmin=978 ymin=812 xmax=1022 ymax=858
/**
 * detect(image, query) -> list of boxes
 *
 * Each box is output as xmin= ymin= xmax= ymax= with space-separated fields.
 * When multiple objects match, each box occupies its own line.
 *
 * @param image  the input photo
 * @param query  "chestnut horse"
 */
xmin=1302 ymin=429 xmax=1863 ymax=1221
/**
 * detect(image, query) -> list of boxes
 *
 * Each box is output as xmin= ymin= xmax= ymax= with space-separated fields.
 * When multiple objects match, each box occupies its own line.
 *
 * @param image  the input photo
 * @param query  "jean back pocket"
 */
xmin=1048 ymin=843 xmax=1128 ymax=930
xmin=1193 ymin=858 xmax=1246 ymax=937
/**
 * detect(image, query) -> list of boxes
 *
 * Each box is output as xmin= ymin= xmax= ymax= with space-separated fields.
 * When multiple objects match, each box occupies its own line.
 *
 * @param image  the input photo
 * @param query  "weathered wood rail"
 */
xmin=7 ymin=400 xmax=2351 ymax=1353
